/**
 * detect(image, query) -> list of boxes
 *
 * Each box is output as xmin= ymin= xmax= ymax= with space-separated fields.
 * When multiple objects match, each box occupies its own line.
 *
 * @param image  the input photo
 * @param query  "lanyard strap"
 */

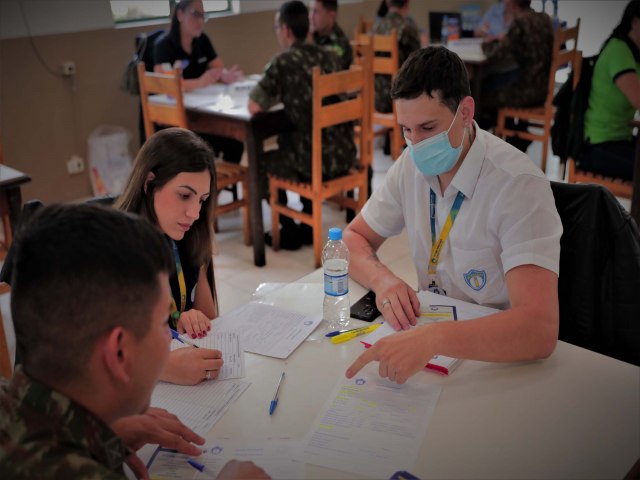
xmin=429 ymin=189 xmax=465 ymax=278
xmin=170 ymin=240 xmax=187 ymax=326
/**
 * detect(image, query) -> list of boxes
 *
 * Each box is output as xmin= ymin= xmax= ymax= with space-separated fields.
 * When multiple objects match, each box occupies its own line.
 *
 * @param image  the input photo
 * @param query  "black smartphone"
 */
xmin=350 ymin=290 xmax=382 ymax=322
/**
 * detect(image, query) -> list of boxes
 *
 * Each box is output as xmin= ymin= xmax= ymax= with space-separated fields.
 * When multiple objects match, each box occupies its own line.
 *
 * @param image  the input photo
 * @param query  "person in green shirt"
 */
xmin=580 ymin=0 xmax=640 ymax=181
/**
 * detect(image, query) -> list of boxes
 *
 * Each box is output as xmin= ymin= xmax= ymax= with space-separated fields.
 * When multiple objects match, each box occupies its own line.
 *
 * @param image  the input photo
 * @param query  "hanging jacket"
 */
xmin=551 ymin=181 xmax=640 ymax=366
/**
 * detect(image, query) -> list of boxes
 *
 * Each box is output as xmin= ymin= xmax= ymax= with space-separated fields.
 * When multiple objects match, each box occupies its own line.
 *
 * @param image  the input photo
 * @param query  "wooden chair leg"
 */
xmin=241 ymin=178 xmax=251 ymax=246
xmin=496 ymin=110 xmax=506 ymax=138
xmin=391 ymin=124 xmax=403 ymax=160
xmin=312 ymin=197 xmax=323 ymax=268
xmin=270 ymin=181 xmax=281 ymax=251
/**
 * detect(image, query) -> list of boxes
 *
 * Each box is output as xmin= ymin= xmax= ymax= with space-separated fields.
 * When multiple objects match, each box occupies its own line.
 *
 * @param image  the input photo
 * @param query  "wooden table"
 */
xmin=631 ymin=120 xmax=639 ymax=225
xmin=0 ymin=164 xmax=31 ymax=231
xmin=172 ymin=82 xmax=293 ymax=267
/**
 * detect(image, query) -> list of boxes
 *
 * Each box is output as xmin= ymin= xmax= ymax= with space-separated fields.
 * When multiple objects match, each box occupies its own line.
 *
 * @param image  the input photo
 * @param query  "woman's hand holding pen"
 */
xmin=163 ymin=347 xmax=223 ymax=385
xmin=178 ymin=309 xmax=211 ymax=339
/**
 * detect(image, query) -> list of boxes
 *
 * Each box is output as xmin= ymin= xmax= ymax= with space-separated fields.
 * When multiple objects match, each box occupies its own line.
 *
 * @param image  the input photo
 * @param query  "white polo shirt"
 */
xmin=362 ymin=123 xmax=562 ymax=309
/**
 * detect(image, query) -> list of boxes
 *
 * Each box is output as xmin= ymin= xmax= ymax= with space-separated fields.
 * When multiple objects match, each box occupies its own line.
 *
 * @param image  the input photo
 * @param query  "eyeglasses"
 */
xmin=187 ymin=8 xmax=207 ymax=22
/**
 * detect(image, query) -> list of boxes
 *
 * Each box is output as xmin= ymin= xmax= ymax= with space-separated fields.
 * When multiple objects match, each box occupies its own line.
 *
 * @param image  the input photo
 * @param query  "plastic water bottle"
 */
xmin=322 ymin=227 xmax=350 ymax=329
xmin=441 ymin=15 xmax=449 ymax=45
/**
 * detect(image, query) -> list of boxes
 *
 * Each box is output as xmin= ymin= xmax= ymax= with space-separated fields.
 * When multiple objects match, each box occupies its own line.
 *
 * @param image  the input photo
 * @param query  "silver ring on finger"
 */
xmin=205 ymin=370 xmax=212 ymax=381
xmin=381 ymin=298 xmax=391 ymax=309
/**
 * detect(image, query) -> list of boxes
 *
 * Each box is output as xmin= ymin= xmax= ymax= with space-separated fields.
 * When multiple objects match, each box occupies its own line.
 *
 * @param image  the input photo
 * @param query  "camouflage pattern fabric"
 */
xmin=481 ymin=10 xmax=554 ymax=108
xmin=249 ymin=41 xmax=357 ymax=196
xmin=313 ymin=23 xmax=353 ymax=71
xmin=372 ymin=12 xmax=421 ymax=113
xmin=0 ymin=368 xmax=128 ymax=479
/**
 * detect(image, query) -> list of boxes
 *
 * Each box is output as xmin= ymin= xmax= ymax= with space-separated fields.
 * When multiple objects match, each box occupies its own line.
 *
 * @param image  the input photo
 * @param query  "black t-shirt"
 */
xmin=153 ymin=31 xmax=218 ymax=79
xmin=168 ymin=238 xmax=200 ymax=327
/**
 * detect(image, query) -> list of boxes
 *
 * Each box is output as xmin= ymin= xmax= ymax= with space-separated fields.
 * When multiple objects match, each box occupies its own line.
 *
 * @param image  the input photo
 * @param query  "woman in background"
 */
xmin=579 ymin=0 xmax=640 ymax=181
xmin=117 ymin=128 xmax=222 ymax=385
xmin=154 ymin=0 xmax=244 ymax=163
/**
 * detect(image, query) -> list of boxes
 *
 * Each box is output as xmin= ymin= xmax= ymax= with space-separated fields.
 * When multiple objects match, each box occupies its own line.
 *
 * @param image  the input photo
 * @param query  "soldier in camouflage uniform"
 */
xmin=249 ymin=1 xmax=357 ymax=248
xmin=372 ymin=0 xmax=421 ymax=114
xmin=309 ymin=0 xmax=353 ymax=70
xmin=0 ymin=204 xmax=268 ymax=480
xmin=480 ymin=0 xmax=553 ymax=119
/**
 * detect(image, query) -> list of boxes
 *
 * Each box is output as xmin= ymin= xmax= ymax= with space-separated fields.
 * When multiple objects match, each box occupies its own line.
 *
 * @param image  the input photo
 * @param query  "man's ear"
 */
xmin=461 ymin=96 xmax=476 ymax=127
xmin=103 ymin=327 xmax=133 ymax=384
xmin=144 ymin=172 xmax=156 ymax=194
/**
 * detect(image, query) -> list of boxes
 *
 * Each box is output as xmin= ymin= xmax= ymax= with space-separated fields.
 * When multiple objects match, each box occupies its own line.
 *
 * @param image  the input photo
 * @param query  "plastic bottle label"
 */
xmin=324 ymin=272 xmax=349 ymax=296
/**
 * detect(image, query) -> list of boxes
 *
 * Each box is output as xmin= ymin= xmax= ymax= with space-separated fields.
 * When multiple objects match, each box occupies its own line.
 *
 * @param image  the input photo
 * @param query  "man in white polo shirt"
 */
xmin=344 ymin=46 xmax=562 ymax=384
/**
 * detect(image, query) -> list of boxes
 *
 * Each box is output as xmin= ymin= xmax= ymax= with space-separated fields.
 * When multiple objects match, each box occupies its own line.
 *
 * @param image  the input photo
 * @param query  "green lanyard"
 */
xmin=428 ymin=189 xmax=465 ymax=292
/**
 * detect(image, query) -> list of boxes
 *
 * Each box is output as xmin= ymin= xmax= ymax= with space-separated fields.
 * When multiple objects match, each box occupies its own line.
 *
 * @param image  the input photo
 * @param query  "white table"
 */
xmin=185 ymin=262 xmax=639 ymax=479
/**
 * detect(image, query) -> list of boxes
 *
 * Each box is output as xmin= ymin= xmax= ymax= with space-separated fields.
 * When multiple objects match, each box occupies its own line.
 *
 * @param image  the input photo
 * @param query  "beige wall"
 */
xmin=0 ymin=0 xmax=492 ymax=203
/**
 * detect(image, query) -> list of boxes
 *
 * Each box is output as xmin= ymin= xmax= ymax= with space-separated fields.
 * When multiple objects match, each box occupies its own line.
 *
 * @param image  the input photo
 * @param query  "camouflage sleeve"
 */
xmin=482 ymin=18 xmax=522 ymax=63
xmin=338 ymin=35 xmax=353 ymax=70
xmin=249 ymin=58 xmax=282 ymax=110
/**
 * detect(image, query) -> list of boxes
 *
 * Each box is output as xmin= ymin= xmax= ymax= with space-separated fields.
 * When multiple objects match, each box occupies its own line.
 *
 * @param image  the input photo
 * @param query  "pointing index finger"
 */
xmin=345 ymin=347 xmax=378 ymax=378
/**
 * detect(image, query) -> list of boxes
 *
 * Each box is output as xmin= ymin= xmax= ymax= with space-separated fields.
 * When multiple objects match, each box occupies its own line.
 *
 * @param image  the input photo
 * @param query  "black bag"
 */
xmin=551 ymin=55 xmax=598 ymax=160
xmin=120 ymin=34 xmax=148 ymax=96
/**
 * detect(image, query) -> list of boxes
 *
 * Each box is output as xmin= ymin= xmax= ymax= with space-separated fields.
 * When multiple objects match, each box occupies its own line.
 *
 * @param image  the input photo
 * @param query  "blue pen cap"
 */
xmin=328 ymin=227 xmax=342 ymax=241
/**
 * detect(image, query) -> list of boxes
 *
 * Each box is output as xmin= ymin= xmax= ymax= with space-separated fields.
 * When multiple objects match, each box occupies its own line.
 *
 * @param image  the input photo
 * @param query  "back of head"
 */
xmin=386 ymin=0 xmax=409 ymax=9
xmin=391 ymin=46 xmax=471 ymax=113
xmin=317 ymin=0 xmax=338 ymax=12
xmin=512 ymin=0 xmax=531 ymax=9
xmin=609 ymin=0 xmax=640 ymax=41
xmin=279 ymin=0 xmax=310 ymax=40
xmin=11 ymin=204 xmax=173 ymax=381
xmin=116 ymin=127 xmax=216 ymax=267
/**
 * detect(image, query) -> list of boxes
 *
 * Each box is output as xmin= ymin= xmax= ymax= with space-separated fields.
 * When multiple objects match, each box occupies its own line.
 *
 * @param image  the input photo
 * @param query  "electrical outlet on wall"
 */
xmin=67 ymin=155 xmax=85 ymax=175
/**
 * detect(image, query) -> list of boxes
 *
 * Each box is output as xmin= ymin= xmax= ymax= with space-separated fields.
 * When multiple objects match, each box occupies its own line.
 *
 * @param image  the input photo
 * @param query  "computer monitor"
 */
xmin=429 ymin=11 xmax=463 ymax=44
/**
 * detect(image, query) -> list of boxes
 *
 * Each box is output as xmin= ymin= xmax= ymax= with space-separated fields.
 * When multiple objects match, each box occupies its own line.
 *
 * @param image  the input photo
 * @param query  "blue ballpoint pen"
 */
xmin=269 ymin=371 xmax=285 ymax=415
xmin=325 ymin=325 xmax=375 ymax=338
xmin=170 ymin=328 xmax=199 ymax=348
xmin=187 ymin=459 xmax=216 ymax=478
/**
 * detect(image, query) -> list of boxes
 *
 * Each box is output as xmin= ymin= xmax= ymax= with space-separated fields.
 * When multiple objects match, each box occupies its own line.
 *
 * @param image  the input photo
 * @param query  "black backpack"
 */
xmin=120 ymin=29 xmax=165 ymax=96
xmin=551 ymin=54 xmax=598 ymax=160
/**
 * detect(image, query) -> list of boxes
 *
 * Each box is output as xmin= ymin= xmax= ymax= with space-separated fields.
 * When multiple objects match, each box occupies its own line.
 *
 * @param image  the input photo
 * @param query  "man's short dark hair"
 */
xmin=391 ymin=46 xmax=471 ymax=113
xmin=11 ymin=204 xmax=173 ymax=380
xmin=387 ymin=0 xmax=409 ymax=8
xmin=513 ymin=0 xmax=532 ymax=9
xmin=316 ymin=0 xmax=338 ymax=12
xmin=279 ymin=0 xmax=310 ymax=40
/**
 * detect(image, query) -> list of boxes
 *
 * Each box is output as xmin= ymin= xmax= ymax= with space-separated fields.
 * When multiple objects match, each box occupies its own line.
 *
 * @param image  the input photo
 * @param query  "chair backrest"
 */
xmin=311 ymin=44 xmax=373 ymax=193
xmin=353 ymin=16 xmax=373 ymax=39
xmin=357 ymin=30 xmax=399 ymax=76
xmin=544 ymin=19 xmax=581 ymax=109
xmin=551 ymin=181 xmax=640 ymax=366
xmin=137 ymin=63 xmax=187 ymax=139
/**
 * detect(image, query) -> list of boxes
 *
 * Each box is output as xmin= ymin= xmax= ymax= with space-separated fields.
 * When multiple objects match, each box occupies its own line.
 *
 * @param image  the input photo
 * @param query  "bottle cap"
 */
xmin=328 ymin=227 xmax=342 ymax=241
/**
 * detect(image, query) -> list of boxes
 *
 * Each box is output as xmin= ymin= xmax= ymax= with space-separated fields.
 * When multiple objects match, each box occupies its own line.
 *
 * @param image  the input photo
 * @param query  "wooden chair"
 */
xmin=562 ymin=52 xmax=633 ymax=198
xmin=0 ymin=138 xmax=13 ymax=259
xmin=137 ymin=63 xmax=251 ymax=245
xmin=357 ymin=30 xmax=404 ymax=160
xmin=0 ymin=282 xmax=12 ymax=379
xmin=269 ymin=49 xmax=374 ymax=267
xmin=495 ymin=19 xmax=581 ymax=173
xmin=353 ymin=16 xmax=373 ymax=38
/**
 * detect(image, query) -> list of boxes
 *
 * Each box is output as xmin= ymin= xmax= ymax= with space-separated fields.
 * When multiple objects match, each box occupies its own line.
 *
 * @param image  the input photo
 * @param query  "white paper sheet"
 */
xmin=147 ymin=439 xmax=305 ymax=480
xmin=302 ymin=372 xmax=442 ymax=479
xmin=212 ymin=303 xmax=323 ymax=359
xmin=171 ymin=331 xmax=245 ymax=379
xmin=150 ymin=380 xmax=250 ymax=437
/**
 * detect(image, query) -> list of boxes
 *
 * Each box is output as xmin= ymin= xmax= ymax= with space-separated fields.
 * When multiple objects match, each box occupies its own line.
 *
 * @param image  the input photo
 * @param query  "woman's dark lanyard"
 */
xmin=170 ymin=240 xmax=187 ymax=329
xmin=428 ymin=189 xmax=465 ymax=295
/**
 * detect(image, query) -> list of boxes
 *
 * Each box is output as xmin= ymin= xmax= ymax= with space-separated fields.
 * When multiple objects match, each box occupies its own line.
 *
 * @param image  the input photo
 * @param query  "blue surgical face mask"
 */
xmin=405 ymin=107 xmax=466 ymax=177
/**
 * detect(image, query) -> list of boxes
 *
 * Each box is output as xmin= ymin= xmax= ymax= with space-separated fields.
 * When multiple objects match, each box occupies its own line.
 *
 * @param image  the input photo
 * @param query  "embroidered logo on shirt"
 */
xmin=464 ymin=269 xmax=487 ymax=291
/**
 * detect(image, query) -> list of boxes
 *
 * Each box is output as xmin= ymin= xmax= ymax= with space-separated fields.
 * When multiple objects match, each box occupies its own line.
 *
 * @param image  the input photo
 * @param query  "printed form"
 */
xmin=302 ymin=372 xmax=442 ymax=479
xmin=213 ymin=303 xmax=323 ymax=359
xmin=172 ymin=331 xmax=245 ymax=379
xmin=150 ymin=380 xmax=250 ymax=437
xmin=147 ymin=439 xmax=305 ymax=479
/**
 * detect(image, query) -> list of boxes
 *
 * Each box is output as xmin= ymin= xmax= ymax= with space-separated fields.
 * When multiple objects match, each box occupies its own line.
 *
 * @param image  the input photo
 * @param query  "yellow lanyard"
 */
xmin=428 ymin=190 xmax=465 ymax=286
xmin=170 ymin=241 xmax=187 ymax=327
